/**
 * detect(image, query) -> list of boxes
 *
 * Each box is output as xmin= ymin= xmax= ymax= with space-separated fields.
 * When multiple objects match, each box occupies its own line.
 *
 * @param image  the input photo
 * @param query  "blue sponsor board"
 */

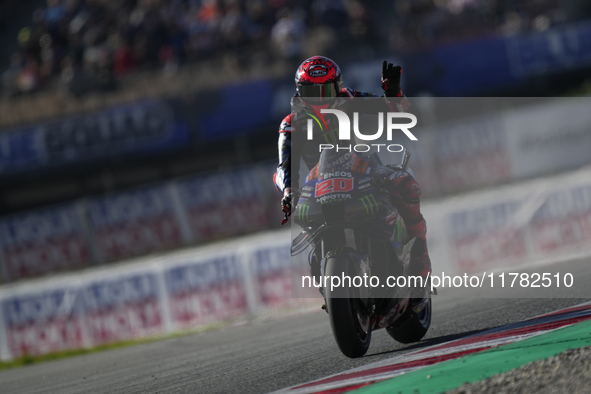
xmin=0 ymin=127 xmax=41 ymax=172
xmin=176 ymin=168 xmax=262 ymax=208
xmin=85 ymin=186 xmax=183 ymax=261
xmin=2 ymin=272 xmax=159 ymax=325
xmin=0 ymin=100 xmax=189 ymax=175
xmin=0 ymin=204 xmax=84 ymax=248
xmin=508 ymin=22 xmax=591 ymax=77
xmin=87 ymin=186 xmax=175 ymax=228
xmin=533 ymin=184 xmax=591 ymax=222
xmin=398 ymin=21 xmax=591 ymax=96
xmin=199 ymin=80 xmax=274 ymax=141
xmin=0 ymin=203 xmax=91 ymax=280
xmin=2 ymin=288 xmax=82 ymax=326
xmin=250 ymin=245 xmax=291 ymax=274
xmin=80 ymin=273 xmax=159 ymax=312
xmin=165 ymin=254 xmax=243 ymax=295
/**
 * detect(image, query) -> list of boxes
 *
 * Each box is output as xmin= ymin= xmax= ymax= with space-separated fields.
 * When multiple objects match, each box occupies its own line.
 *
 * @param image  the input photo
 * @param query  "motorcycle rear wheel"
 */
xmin=325 ymin=255 xmax=372 ymax=358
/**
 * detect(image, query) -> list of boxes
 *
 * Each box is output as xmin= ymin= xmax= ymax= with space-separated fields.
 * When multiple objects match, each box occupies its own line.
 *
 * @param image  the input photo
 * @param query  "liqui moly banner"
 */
xmin=0 ymin=204 xmax=91 ymax=281
xmin=87 ymin=186 xmax=184 ymax=261
xmin=447 ymin=201 xmax=527 ymax=273
xmin=531 ymin=184 xmax=591 ymax=255
xmin=163 ymin=253 xmax=249 ymax=330
xmin=80 ymin=272 xmax=163 ymax=345
xmin=248 ymin=243 xmax=292 ymax=308
xmin=1 ymin=286 xmax=86 ymax=358
xmin=175 ymin=168 xmax=271 ymax=241
xmin=437 ymin=167 xmax=591 ymax=275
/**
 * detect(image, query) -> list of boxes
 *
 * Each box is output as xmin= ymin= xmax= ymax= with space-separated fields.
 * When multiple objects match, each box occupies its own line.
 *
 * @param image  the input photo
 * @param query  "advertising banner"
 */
xmin=199 ymin=80 xmax=275 ymax=141
xmin=1 ymin=287 xmax=86 ymax=358
xmin=0 ymin=100 xmax=189 ymax=175
xmin=531 ymin=184 xmax=591 ymax=255
xmin=87 ymin=186 xmax=183 ymax=261
xmin=432 ymin=115 xmax=512 ymax=194
xmin=504 ymin=98 xmax=591 ymax=179
xmin=447 ymin=201 xmax=527 ymax=273
xmin=438 ymin=167 xmax=591 ymax=277
xmin=80 ymin=272 xmax=163 ymax=345
xmin=507 ymin=21 xmax=591 ymax=77
xmin=175 ymin=168 xmax=271 ymax=242
xmin=248 ymin=243 xmax=292 ymax=308
xmin=164 ymin=253 xmax=248 ymax=330
xmin=0 ymin=204 xmax=91 ymax=281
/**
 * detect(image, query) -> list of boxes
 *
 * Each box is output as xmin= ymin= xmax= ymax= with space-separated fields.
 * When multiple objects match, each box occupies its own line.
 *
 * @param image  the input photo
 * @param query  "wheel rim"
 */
xmin=415 ymin=296 xmax=431 ymax=329
xmin=351 ymin=298 xmax=371 ymax=342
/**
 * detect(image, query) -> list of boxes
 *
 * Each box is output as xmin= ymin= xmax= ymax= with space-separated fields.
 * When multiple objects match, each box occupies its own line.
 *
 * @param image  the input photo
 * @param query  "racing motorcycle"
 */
xmin=290 ymin=149 xmax=431 ymax=358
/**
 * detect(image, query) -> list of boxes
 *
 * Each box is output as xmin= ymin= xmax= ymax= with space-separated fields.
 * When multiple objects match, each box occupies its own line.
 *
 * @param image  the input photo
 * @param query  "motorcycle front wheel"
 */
xmin=325 ymin=255 xmax=372 ymax=358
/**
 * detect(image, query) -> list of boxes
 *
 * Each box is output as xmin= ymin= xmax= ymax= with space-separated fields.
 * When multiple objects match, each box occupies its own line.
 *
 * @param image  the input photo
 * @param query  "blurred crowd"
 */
xmin=1 ymin=0 xmax=587 ymax=98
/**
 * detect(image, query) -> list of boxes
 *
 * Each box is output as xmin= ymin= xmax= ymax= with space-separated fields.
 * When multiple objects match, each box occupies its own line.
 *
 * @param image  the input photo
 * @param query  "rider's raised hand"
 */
xmin=381 ymin=60 xmax=402 ymax=97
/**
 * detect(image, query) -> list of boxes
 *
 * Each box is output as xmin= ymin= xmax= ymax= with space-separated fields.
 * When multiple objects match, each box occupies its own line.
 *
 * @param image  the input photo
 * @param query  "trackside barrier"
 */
xmin=2 ymin=166 xmax=591 ymax=360
xmin=0 ymin=204 xmax=93 ymax=281
xmin=426 ymin=165 xmax=591 ymax=275
xmin=0 ymin=230 xmax=296 ymax=362
xmin=0 ymin=162 xmax=280 ymax=283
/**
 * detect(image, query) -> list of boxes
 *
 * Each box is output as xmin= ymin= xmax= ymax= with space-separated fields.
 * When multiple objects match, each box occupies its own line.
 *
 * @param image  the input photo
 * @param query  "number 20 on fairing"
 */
xmin=315 ymin=178 xmax=354 ymax=197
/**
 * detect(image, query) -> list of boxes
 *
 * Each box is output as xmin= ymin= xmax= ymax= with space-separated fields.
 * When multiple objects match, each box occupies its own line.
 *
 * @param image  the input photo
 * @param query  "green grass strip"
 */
xmin=354 ymin=318 xmax=591 ymax=394
xmin=0 ymin=321 xmax=230 ymax=371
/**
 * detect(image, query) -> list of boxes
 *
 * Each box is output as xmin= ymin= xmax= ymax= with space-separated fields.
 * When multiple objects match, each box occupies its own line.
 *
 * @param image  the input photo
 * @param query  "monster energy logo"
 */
xmin=298 ymin=204 xmax=310 ymax=224
xmin=359 ymin=194 xmax=379 ymax=216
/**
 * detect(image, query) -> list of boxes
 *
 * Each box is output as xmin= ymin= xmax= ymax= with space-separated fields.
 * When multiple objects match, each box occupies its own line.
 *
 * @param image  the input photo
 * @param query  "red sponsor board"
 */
xmin=532 ymin=213 xmax=591 ymax=253
xmin=2 ymin=237 xmax=89 ymax=281
xmin=95 ymin=216 xmax=182 ymax=260
xmin=437 ymin=151 xmax=512 ymax=193
xmin=257 ymin=271 xmax=292 ymax=307
xmin=454 ymin=229 xmax=527 ymax=272
xmin=168 ymin=282 xmax=248 ymax=329
xmin=84 ymin=301 xmax=163 ymax=345
xmin=187 ymin=199 xmax=269 ymax=240
xmin=8 ymin=319 xmax=85 ymax=358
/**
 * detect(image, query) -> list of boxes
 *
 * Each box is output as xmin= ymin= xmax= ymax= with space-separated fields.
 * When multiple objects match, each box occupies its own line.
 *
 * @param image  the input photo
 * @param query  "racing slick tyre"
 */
xmin=325 ymin=255 xmax=372 ymax=358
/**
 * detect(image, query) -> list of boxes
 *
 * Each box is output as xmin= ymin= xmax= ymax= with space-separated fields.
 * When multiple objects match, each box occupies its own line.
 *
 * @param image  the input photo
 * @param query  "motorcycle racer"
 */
xmin=274 ymin=56 xmax=431 ymax=299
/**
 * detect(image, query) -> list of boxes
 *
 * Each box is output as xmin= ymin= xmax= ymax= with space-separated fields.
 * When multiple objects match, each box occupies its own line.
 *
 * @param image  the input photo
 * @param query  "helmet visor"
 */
xmin=298 ymin=82 xmax=338 ymax=102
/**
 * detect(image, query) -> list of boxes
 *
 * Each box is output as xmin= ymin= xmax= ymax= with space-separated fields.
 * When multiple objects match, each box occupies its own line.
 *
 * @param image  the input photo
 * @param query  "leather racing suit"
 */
xmin=274 ymin=87 xmax=432 ymax=283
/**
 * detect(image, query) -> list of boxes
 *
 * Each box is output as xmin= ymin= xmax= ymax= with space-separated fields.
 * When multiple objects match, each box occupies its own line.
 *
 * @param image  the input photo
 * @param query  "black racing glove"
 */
xmin=281 ymin=188 xmax=292 ymax=213
xmin=381 ymin=61 xmax=402 ymax=97
xmin=281 ymin=188 xmax=292 ymax=225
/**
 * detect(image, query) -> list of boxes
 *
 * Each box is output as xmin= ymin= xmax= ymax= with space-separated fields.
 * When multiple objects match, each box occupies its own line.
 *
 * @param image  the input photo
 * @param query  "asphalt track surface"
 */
xmin=2 ymin=257 xmax=591 ymax=394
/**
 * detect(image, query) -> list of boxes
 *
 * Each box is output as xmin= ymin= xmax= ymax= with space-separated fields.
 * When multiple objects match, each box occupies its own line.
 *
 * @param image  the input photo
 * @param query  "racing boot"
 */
xmin=380 ymin=167 xmax=432 ymax=307
xmin=409 ymin=238 xmax=431 ymax=279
